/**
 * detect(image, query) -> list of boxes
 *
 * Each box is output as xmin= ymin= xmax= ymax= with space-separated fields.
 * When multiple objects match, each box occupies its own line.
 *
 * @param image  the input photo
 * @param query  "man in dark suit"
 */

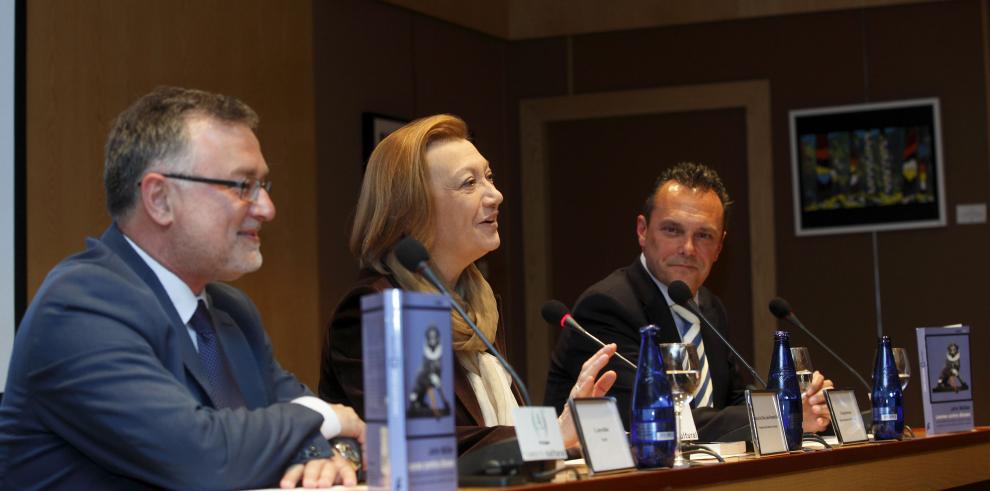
xmin=545 ymin=162 xmax=832 ymax=440
xmin=0 ymin=86 xmax=364 ymax=490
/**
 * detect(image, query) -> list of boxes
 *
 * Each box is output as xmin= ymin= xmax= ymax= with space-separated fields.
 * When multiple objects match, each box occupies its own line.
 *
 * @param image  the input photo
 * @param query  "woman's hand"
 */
xmin=557 ymin=343 xmax=619 ymax=448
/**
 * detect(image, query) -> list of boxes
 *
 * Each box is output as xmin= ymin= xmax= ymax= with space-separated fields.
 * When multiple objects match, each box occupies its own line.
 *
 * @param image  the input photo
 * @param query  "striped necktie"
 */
xmin=670 ymin=304 xmax=713 ymax=408
xmin=188 ymin=300 xmax=246 ymax=409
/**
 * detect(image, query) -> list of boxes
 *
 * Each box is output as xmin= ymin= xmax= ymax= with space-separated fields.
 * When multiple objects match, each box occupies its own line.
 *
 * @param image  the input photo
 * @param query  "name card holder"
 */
xmin=823 ymin=389 xmax=869 ymax=445
xmin=745 ymin=390 xmax=790 ymax=457
xmin=677 ymin=404 xmax=699 ymax=442
xmin=568 ymin=397 xmax=637 ymax=476
xmin=512 ymin=406 xmax=567 ymax=461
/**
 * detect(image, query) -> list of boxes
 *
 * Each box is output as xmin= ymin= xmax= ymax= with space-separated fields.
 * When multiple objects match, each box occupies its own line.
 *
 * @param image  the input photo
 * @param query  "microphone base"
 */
xmin=458 ymin=437 xmax=556 ymax=487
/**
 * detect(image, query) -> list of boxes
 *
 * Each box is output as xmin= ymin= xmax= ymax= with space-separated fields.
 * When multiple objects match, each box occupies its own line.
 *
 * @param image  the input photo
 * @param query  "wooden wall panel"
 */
xmin=384 ymin=0 xmax=932 ymax=40
xmin=27 ymin=0 xmax=990 ymax=427
xmin=864 ymin=0 xmax=990 ymax=425
xmin=545 ymin=1 xmax=989 ymax=424
xmin=26 ymin=0 xmax=321 ymax=387
xmin=312 ymin=0 xmax=416 ymax=335
xmin=544 ymin=108 xmax=754 ymax=363
xmin=310 ymin=1 xmax=517 ymax=377
xmin=518 ymin=81 xmax=774 ymax=399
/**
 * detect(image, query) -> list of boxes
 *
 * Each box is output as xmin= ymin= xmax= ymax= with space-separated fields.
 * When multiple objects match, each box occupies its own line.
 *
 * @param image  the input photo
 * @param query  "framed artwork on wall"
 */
xmin=362 ymin=112 xmax=407 ymax=169
xmin=789 ymin=98 xmax=946 ymax=236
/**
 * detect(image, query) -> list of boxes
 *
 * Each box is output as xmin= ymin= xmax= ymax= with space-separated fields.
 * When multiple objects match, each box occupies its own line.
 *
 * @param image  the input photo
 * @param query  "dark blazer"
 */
xmin=544 ymin=259 xmax=748 ymax=439
xmin=319 ymin=270 xmax=518 ymax=455
xmin=0 ymin=224 xmax=329 ymax=490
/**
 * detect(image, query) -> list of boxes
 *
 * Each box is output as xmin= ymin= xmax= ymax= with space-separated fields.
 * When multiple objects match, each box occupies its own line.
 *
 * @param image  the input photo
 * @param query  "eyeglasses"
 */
xmin=158 ymin=173 xmax=272 ymax=202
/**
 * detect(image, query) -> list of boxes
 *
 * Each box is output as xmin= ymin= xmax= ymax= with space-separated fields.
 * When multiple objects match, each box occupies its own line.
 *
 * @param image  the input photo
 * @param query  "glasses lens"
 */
xmin=241 ymin=179 xmax=272 ymax=202
xmin=240 ymin=179 xmax=258 ymax=201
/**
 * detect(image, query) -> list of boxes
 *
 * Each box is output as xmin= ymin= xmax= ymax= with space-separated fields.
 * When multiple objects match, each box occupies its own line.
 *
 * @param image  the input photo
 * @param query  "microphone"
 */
xmin=541 ymin=300 xmax=636 ymax=370
xmin=394 ymin=237 xmax=532 ymax=406
xmin=769 ymin=297 xmax=871 ymax=394
xmin=668 ymin=280 xmax=767 ymax=388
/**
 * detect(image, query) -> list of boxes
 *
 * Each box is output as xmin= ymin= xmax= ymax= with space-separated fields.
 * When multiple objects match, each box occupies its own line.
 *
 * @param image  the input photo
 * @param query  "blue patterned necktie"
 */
xmin=188 ymin=300 xmax=245 ymax=408
xmin=670 ymin=304 xmax=713 ymax=408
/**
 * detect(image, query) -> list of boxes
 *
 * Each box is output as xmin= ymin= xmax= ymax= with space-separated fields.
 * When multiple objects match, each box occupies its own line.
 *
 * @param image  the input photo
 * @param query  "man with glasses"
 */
xmin=0 ymin=86 xmax=364 ymax=490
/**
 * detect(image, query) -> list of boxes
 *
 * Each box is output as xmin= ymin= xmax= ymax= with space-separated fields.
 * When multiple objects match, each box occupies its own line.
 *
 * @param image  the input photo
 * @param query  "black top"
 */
xmin=319 ymin=269 xmax=521 ymax=455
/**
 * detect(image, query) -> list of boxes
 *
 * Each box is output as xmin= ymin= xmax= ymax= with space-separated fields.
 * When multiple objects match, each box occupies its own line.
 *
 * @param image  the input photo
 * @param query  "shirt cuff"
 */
xmin=291 ymin=396 xmax=342 ymax=440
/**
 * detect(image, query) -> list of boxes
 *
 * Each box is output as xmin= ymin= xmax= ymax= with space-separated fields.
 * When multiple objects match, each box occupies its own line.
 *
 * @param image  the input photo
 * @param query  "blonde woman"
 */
xmin=319 ymin=114 xmax=616 ymax=455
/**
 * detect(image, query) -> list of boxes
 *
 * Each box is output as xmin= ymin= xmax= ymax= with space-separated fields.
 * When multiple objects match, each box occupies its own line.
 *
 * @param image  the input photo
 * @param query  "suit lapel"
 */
xmin=99 ymin=224 xmax=216 ymax=407
xmin=209 ymin=303 xmax=267 ymax=408
xmin=628 ymin=259 xmax=681 ymax=343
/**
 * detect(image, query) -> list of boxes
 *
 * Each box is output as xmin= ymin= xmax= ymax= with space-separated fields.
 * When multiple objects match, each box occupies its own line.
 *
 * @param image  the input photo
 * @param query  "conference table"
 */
xmin=485 ymin=427 xmax=990 ymax=490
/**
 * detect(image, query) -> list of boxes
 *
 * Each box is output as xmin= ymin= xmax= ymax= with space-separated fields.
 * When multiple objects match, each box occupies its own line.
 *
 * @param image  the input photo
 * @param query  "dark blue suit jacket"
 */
xmin=0 ymin=224 xmax=329 ymax=490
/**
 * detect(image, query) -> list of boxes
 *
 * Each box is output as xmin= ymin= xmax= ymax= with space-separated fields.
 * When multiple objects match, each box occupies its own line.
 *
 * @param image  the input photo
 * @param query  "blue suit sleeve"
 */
xmin=23 ymin=288 xmax=325 ymax=489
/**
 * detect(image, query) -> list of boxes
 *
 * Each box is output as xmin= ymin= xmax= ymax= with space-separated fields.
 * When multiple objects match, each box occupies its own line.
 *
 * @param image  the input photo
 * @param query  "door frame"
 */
xmin=519 ymin=80 xmax=775 ymax=398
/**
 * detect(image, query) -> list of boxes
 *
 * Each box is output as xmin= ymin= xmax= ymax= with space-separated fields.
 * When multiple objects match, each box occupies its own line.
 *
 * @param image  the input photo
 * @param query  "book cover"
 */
xmin=362 ymin=289 xmax=457 ymax=491
xmin=916 ymin=325 xmax=974 ymax=435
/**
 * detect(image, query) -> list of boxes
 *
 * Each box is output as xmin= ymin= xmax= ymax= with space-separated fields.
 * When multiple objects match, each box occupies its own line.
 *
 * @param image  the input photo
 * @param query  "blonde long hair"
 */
xmin=350 ymin=114 xmax=469 ymax=272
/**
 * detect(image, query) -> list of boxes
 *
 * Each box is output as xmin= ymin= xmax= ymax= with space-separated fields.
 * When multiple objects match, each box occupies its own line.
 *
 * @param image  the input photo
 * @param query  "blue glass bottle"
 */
xmin=629 ymin=325 xmax=676 ymax=468
xmin=871 ymin=335 xmax=904 ymax=440
xmin=767 ymin=330 xmax=803 ymax=451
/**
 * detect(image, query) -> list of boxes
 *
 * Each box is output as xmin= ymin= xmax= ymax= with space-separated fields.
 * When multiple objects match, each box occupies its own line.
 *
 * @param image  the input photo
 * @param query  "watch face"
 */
xmin=334 ymin=441 xmax=361 ymax=471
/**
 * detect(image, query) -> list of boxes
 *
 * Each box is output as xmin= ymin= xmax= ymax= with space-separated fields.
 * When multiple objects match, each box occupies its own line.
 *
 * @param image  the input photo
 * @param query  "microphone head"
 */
xmin=768 ymin=297 xmax=792 ymax=319
xmin=541 ymin=300 xmax=570 ymax=327
xmin=668 ymin=280 xmax=693 ymax=306
xmin=394 ymin=236 xmax=430 ymax=271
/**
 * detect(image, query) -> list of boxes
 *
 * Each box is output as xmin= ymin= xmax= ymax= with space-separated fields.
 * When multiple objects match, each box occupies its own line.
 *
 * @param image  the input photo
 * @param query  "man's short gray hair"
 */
xmin=103 ymin=86 xmax=259 ymax=220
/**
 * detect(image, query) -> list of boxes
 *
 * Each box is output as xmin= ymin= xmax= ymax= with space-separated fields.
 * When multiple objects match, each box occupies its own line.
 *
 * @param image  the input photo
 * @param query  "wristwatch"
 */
xmin=332 ymin=439 xmax=362 ymax=473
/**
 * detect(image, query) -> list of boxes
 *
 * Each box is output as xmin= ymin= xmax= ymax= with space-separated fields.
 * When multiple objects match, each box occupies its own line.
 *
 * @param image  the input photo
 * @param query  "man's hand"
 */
xmin=558 ymin=343 xmax=618 ymax=448
xmin=801 ymin=370 xmax=834 ymax=433
xmin=280 ymin=455 xmax=358 ymax=488
xmin=332 ymin=404 xmax=366 ymax=445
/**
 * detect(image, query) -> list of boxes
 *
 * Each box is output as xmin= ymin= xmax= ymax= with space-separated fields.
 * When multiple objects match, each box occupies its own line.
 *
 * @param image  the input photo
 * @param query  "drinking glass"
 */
xmin=659 ymin=343 xmax=700 ymax=467
xmin=892 ymin=347 xmax=911 ymax=391
xmin=790 ymin=347 xmax=814 ymax=392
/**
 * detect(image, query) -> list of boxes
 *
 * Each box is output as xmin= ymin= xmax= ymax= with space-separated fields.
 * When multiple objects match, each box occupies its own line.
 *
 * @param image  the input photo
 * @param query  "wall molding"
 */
xmin=386 ymin=0 xmax=933 ymax=40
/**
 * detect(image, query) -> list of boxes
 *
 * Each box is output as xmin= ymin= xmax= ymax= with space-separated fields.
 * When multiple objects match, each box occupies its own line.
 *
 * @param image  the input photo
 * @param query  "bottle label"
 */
xmin=875 ymin=407 xmax=899 ymax=421
xmin=635 ymin=422 xmax=675 ymax=442
xmin=653 ymin=431 xmax=676 ymax=441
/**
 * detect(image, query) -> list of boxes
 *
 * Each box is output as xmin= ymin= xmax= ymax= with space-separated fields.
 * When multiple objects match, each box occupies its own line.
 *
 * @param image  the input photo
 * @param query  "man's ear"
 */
xmin=636 ymin=214 xmax=648 ymax=248
xmin=714 ymin=229 xmax=727 ymax=261
xmin=138 ymin=173 xmax=175 ymax=226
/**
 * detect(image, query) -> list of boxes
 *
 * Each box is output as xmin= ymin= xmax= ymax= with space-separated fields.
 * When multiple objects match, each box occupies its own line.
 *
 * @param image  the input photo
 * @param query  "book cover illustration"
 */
xmin=407 ymin=325 xmax=452 ymax=418
xmin=916 ymin=325 xmax=974 ymax=435
xmin=362 ymin=289 xmax=457 ymax=491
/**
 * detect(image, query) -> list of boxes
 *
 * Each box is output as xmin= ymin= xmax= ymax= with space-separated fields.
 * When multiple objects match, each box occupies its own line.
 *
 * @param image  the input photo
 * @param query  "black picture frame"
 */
xmin=361 ymin=112 xmax=407 ymax=170
xmin=822 ymin=388 xmax=869 ymax=445
xmin=745 ymin=389 xmax=790 ymax=457
xmin=567 ymin=397 xmax=637 ymax=476
xmin=788 ymin=98 xmax=946 ymax=236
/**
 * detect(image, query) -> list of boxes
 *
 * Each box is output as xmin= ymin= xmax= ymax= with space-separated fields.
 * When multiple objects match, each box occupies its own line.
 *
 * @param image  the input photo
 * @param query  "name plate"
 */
xmin=745 ymin=390 xmax=790 ymax=456
xmin=513 ymin=407 xmax=567 ymax=461
xmin=823 ymin=389 xmax=869 ymax=445
xmin=677 ymin=405 xmax=698 ymax=441
xmin=568 ymin=398 xmax=636 ymax=475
